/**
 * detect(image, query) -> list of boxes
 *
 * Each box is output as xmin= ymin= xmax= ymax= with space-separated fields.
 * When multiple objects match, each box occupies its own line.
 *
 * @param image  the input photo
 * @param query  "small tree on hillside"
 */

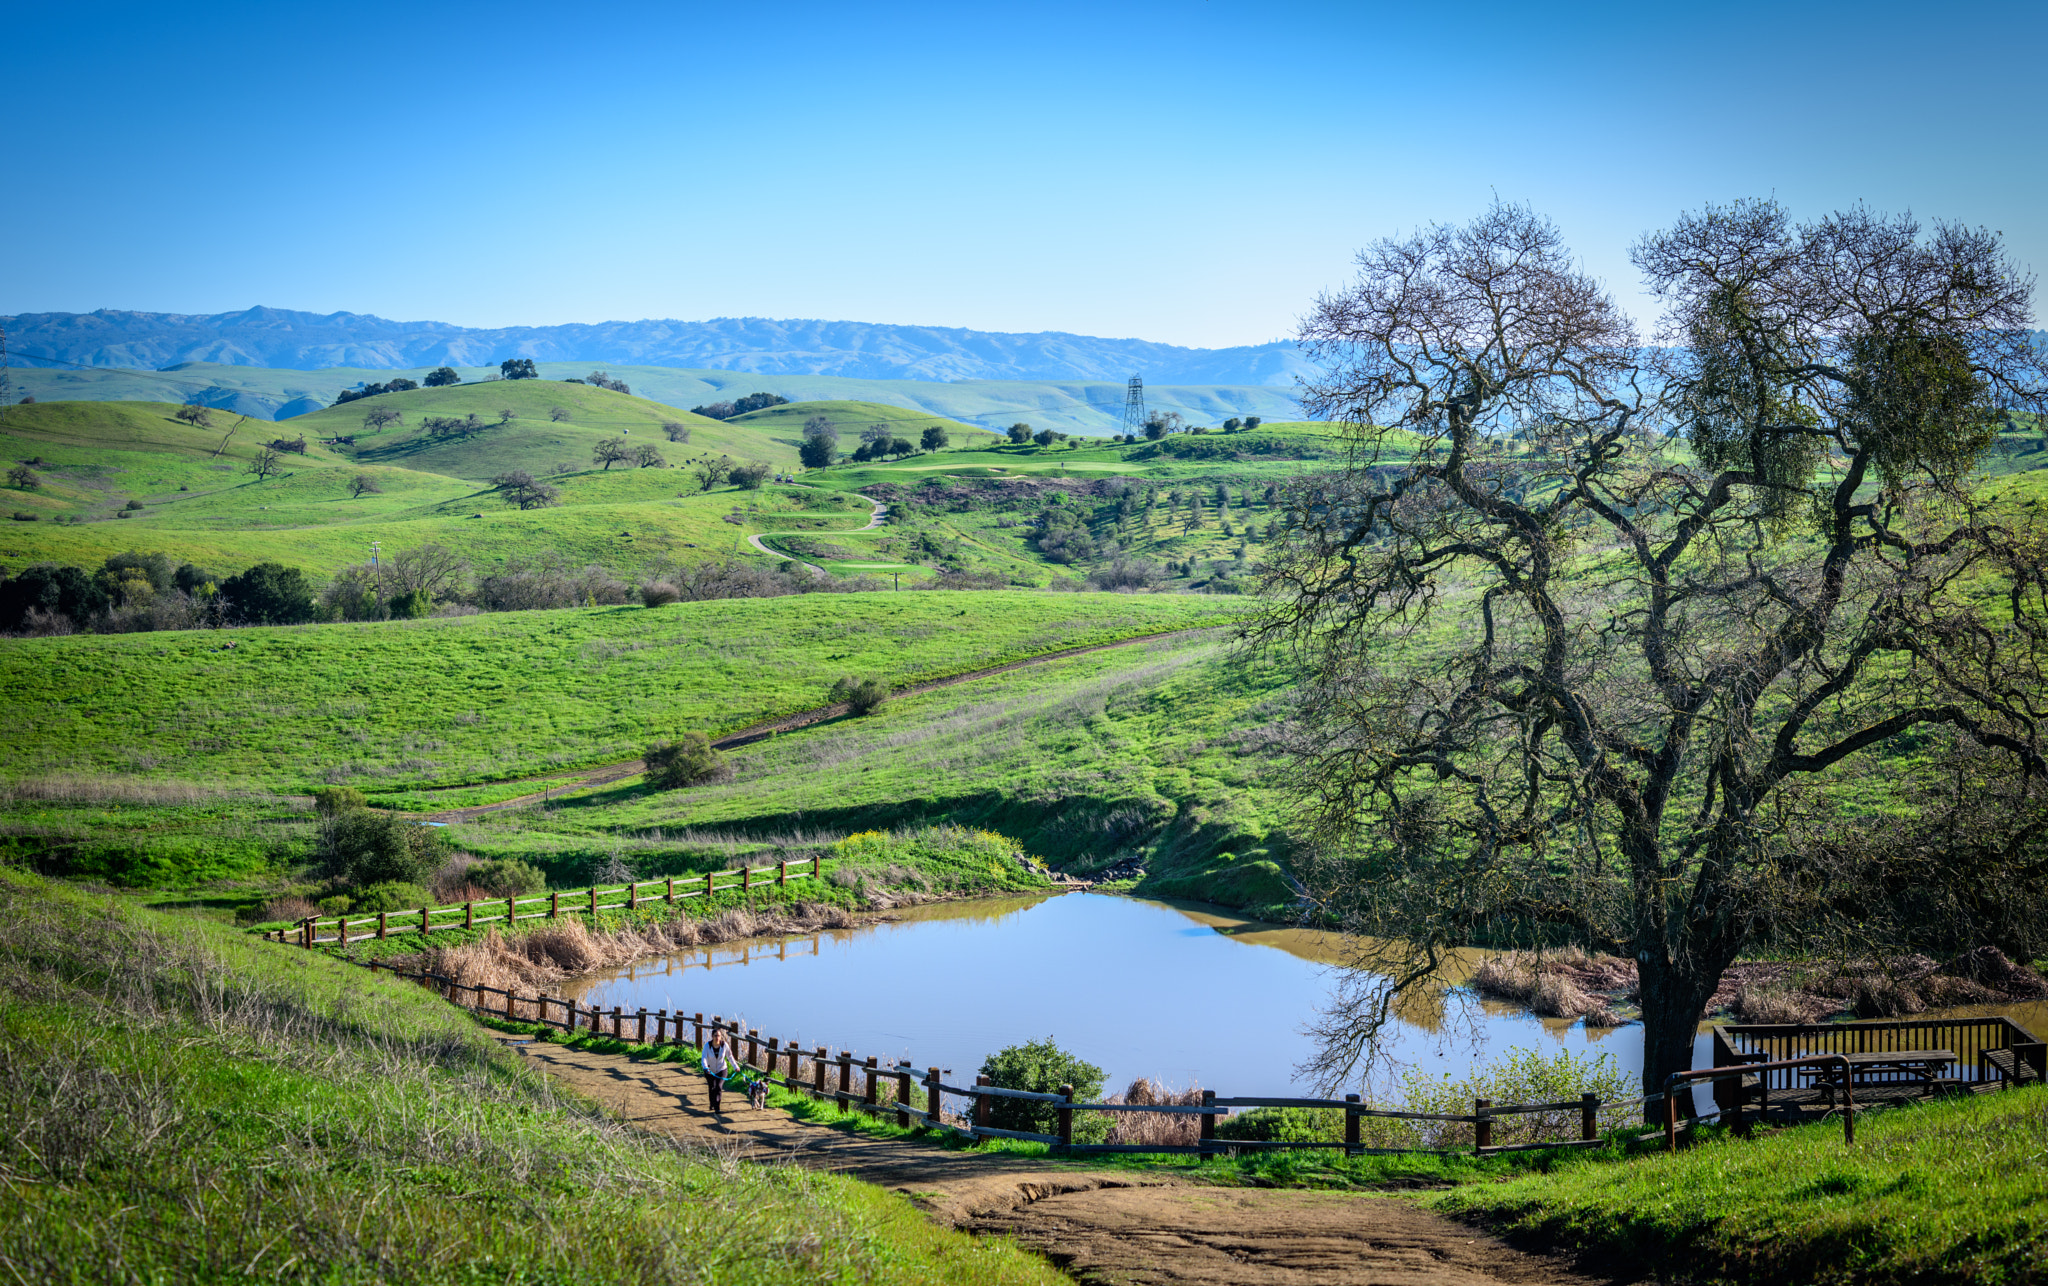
xmin=424 ymin=366 xmax=461 ymax=387
xmin=663 ymin=421 xmax=691 ymax=443
xmin=692 ymin=457 xmax=731 ymax=491
xmin=798 ymin=417 xmax=839 ymax=469
xmin=348 ymin=474 xmax=382 ymax=499
xmin=7 ymin=465 xmax=39 ymax=490
xmin=362 ymin=406 xmax=402 ymax=431
xmin=247 ymin=447 xmax=285 ymax=481
xmin=729 ymin=460 xmax=771 ymax=489
xmin=645 ymin=733 xmax=726 ymax=788
xmin=1007 ymin=423 xmax=1033 ymax=444
xmin=501 ymin=358 xmax=538 ymax=380
xmin=630 ymin=443 xmax=666 ymax=468
xmin=497 ymin=407 xmax=515 ymax=425
xmin=175 ymin=404 xmax=213 ymax=428
xmin=828 ymin=675 xmax=890 ymax=715
xmin=920 ymin=425 xmax=950 ymax=452
xmin=592 ymin=437 xmax=630 ymax=470
xmin=979 ymin=1039 xmax=1108 ymax=1141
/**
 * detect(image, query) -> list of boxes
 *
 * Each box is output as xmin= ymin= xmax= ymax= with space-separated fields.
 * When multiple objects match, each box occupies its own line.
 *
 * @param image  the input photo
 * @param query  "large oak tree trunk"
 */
xmin=1636 ymin=956 xmax=1720 ymax=1123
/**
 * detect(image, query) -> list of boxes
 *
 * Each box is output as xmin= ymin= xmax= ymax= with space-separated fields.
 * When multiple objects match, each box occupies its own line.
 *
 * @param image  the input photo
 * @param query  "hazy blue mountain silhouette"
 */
xmin=2 ymin=307 xmax=1315 ymax=386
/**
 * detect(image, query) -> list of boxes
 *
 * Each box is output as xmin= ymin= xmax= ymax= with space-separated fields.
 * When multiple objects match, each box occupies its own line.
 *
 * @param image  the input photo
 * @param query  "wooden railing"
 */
xmin=1711 ymin=1016 xmax=2045 ymax=1111
xmin=364 ymin=961 xmax=1665 ymax=1158
xmin=269 ymin=857 xmax=824 ymax=948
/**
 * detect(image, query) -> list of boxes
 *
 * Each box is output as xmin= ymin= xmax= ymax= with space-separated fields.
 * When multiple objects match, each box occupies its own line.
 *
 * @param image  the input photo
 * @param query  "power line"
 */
xmin=1120 ymin=376 xmax=1147 ymax=437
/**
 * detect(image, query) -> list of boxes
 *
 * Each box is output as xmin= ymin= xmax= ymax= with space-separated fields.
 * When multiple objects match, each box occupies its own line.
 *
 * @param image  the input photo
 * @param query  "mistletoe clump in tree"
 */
xmin=1254 ymin=200 xmax=2048 ymax=1106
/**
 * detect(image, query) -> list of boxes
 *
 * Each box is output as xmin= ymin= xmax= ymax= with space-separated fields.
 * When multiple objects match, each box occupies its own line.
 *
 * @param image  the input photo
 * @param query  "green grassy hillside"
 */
xmin=0 ymin=871 xmax=1064 ymax=1286
xmin=288 ymin=380 xmax=778 ymax=480
xmin=0 ymin=399 xmax=891 ymax=576
xmin=1 ymin=359 xmax=1304 ymax=432
xmin=726 ymin=397 xmax=994 ymax=448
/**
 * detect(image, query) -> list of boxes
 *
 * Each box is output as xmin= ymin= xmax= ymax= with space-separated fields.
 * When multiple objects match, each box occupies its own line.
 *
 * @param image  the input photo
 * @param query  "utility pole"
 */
xmin=1120 ymin=375 xmax=1146 ymax=437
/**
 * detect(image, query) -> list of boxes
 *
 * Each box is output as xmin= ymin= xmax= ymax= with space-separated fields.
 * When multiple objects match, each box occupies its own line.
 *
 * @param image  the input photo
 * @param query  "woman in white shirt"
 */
xmin=701 ymin=1029 xmax=732 ymax=1114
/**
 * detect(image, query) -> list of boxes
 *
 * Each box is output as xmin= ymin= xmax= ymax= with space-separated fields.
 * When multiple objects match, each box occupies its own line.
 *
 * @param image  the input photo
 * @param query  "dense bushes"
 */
xmin=978 ymin=1038 xmax=1109 ymax=1143
xmin=644 ymin=733 xmax=725 ymax=789
xmin=316 ymin=808 xmax=447 ymax=888
xmin=828 ymin=675 xmax=890 ymax=715
xmin=463 ymin=858 xmax=546 ymax=897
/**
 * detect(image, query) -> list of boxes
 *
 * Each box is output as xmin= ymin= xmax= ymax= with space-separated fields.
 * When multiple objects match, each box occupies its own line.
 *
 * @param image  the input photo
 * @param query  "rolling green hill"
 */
xmin=1 ymin=360 xmax=1304 ymax=432
xmin=726 ymin=398 xmax=995 ymax=447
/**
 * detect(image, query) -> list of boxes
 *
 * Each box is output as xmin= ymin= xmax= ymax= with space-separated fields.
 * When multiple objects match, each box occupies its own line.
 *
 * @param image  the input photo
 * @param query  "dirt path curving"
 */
xmin=503 ymin=1034 xmax=1633 ymax=1286
xmin=747 ymin=492 xmax=889 ymax=571
xmin=425 ymin=623 xmax=1219 ymax=823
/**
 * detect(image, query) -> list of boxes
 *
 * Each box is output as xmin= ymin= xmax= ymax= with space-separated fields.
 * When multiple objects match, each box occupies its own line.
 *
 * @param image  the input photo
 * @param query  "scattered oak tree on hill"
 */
xmin=490 ymin=470 xmax=560 ymax=510
xmin=920 ymin=426 xmax=950 ymax=452
xmin=629 ymin=443 xmax=665 ymax=468
xmin=362 ymin=406 xmax=402 ymax=431
xmin=7 ymin=465 xmax=38 ymax=490
xmin=592 ymin=438 xmax=630 ymax=470
xmin=174 ymin=405 xmax=213 ymax=428
xmin=663 ymin=421 xmax=691 ymax=443
xmin=798 ymin=416 xmax=839 ymax=469
xmin=1008 ymin=423 xmax=1033 ymax=444
xmin=500 ymin=358 xmax=538 ymax=380
xmin=424 ymin=366 xmax=461 ymax=387
xmin=691 ymin=457 xmax=731 ymax=491
xmin=247 ymin=447 xmax=285 ymax=481
xmin=348 ymin=474 xmax=382 ymax=499
xmin=1253 ymin=199 xmax=2048 ymax=1106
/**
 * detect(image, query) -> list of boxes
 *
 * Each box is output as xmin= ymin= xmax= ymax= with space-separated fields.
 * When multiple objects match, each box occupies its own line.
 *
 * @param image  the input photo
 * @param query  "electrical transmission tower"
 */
xmin=1120 ymin=375 xmax=1146 ymax=436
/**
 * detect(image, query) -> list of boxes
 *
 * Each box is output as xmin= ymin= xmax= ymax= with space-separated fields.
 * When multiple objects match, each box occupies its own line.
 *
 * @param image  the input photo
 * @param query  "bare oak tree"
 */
xmin=592 ymin=437 xmax=630 ymax=470
xmin=1253 ymin=200 xmax=2048 ymax=1104
xmin=348 ymin=473 xmax=382 ymax=499
xmin=247 ymin=446 xmax=285 ymax=481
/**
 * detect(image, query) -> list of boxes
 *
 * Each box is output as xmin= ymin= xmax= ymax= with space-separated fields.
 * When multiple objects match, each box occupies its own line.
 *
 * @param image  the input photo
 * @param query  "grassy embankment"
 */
xmin=0 ymin=593 xmax=1250 ymax=898
xmin=0 ymin=870 xmax=1065 ymax=1286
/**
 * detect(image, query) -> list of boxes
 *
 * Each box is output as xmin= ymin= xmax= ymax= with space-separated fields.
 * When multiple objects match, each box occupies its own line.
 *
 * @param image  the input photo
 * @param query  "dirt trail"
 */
xmin=747 ymin=493 xmax=889 ymax=570
xmin=504 ymin=1035 xmax=1631 ymax=1286
xmin=427 ymin=624 xmax=1217 ymax=823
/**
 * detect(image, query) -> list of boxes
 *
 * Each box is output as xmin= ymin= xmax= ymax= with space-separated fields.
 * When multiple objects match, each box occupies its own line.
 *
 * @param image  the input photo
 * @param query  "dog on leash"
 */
xmin=747 ymin=1076 xmax=768 ymax=1111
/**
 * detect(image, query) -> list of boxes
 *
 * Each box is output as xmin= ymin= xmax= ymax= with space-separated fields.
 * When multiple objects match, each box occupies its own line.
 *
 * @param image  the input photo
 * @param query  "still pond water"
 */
xmin=568 ymin=891 xmax=1689 ymax=1095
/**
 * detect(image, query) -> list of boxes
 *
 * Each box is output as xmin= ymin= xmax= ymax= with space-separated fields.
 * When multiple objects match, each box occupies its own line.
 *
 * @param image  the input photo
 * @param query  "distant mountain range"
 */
xmin=0 ymin=307 xmax=1316 ymax=387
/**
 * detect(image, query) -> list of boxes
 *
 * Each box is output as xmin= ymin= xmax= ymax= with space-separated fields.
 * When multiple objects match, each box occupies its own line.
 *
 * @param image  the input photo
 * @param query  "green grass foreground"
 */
xmin=0 ymin=871 xmax=1066 ymax=1286
xmin=1436 ymin=1092 xmax=2048 ymax=1285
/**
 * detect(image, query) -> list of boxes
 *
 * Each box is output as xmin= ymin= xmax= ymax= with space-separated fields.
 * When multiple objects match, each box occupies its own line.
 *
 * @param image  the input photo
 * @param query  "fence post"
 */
xmin=420 ymin=905 xmax=430 ymax=936
xmin=1474 ymin=1098 xmax=1492 ymax=1153
xmin=506 ymin=895 xmax=516 ymax=927
xmin=812 ymin=854 xmax=822 ymax=878
xmin=589 ymin=886 xmax=599 ymax=917
xmin=666 ymin=877 xmax=674 ymax=905
xmin=655 ymin=1009 xmax=667 ymax=1043
xmin=550 ymin=890 xmax=559 ymax=919
xmin=694 ymin=1014 xmax=706 ymax=1050
xmin=974 ymin=1075 xmax=992 ymax=1134
xmin=464 ymin=901 xmax=474 ymax=930
xmin=1664 ymin=1078 xmax=1679 ymax=1152
xmin=787 ymin=1039 xmax=801 ymax=1082
xmin=897 ymin=1065 xmax=913 ymax=1128
xmin=1581 ymin=1093 xmax=1599 ymax=1142
xmin=767 ymin=1036 xmax=780 ymax=1076
xmin=1057 ymin=1084 xmax=1074 ymax=1151
xmin=704 ymin=871 xmax=715 ymax=899
xmin=814 ymin=1046 xmax=829 ymax=1097
xmin=637 ymin=1009 xmax=648 ymax=1042
xmin=1345 ymin=1094 xmax=1361 ymax=1156
xmin=378 ymin=911 xmax=388 ymax=940
xmin=927 ymin=1067 xmax=941 ymax=1129
xmin=748 ymin=1029 xmax=761 ymax=1067
xmin=778 ymin=860 xmax=788 ymax=889
xmin=1842 ymin=1060 xmax=1856 ymax=1147
xmin=840 ymin=1052 xmax=854 ymax=1102
xmin=864 ymin=1056 xmax=879 ymax=1109
xmin=1200 ymin=1090 xmax=1215 ymax=1150
xmin=743 ymin=866 xmax=751 ymax=893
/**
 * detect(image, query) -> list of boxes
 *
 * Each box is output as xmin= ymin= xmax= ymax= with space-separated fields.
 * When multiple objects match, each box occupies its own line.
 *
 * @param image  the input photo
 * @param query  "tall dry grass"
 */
xmin=0 ymin=774 xmax=264 ymax=808
xmin=1098 ymin=1077 xmax=1205 ymax=1147
xmin=415 ymin=904 xmax=863 ymax=1011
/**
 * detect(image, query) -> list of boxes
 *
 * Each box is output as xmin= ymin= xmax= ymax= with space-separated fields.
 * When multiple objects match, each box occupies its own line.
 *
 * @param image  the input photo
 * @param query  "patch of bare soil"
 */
xmin=502 ymin=1035 xmax=1632 ymax=1286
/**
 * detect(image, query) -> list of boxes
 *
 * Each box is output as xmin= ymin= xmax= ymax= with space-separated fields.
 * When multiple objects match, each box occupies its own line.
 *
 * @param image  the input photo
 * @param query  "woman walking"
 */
xmin=702 ymin=1028 xmax=733 ymax=1115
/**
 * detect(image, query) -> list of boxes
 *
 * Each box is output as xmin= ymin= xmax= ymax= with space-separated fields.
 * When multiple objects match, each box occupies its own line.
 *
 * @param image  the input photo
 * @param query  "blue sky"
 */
xmin=5 ymin=0 xmax=2041 ymax=349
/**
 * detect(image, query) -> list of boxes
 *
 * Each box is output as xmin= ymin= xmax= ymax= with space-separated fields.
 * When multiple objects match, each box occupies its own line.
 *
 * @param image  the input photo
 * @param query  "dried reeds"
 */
xmin=1099 ymin=1077 xmax=1205 ymax=1147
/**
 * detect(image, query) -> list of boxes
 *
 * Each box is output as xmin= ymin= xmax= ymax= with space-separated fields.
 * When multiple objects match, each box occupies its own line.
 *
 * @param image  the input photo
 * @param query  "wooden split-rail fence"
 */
xmin=270 ymin=858 xmax=825 ymax=949
xmin=359 ymin=958 xmax=1692 ymax=1158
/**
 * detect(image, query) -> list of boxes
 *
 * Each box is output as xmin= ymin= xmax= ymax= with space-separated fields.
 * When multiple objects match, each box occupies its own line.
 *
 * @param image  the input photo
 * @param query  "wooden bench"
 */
xmin=1983 ymin=1048 xmax=2044 ymax=1085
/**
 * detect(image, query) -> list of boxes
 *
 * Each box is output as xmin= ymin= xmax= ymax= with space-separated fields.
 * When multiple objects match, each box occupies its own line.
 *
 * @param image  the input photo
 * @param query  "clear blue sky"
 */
xmin=5 ymin=0 xmax=2041 ymax=349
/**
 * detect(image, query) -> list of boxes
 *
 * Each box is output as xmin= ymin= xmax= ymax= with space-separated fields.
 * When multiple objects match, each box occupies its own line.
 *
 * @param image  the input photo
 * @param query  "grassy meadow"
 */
xmin=0 ymin=870 xmax=1067 ymax=1286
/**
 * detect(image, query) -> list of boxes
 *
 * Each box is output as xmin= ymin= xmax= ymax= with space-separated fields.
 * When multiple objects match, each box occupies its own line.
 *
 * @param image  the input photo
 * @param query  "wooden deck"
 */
xmin=1709 ymin=1015 xmax=2043 ymax=1124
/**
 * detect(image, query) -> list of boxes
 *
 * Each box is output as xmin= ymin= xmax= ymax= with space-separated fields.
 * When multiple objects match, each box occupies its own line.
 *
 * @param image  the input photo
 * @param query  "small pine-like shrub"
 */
xmin=318 ymin=810 xmax=447 ymax=888
xmin=828 ymin=675 xmax=890 ymax=715
xmin=312 ymin=786 xmax=367 ymax=816
xmin=463 ymin=858 xmax=545 ymax=898
xmin=388 ymin=589 xmax=431 ymax=619
xmin=978 ymin=1038 xmax=1108 ymax=1142
xmin=644 ymin=733 xmax=724 ymax=789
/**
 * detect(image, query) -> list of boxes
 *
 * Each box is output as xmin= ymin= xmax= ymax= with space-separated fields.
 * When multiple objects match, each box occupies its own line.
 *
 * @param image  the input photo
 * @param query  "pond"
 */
xmin=567 ymin=890 xmax=1690 ymax=1099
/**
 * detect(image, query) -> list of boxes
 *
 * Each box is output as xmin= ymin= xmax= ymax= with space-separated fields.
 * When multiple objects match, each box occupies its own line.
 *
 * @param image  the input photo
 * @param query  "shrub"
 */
xmin=640 ymin=582 xmax=681 ymax=607
xmin=318 ymin=809 xmax=447 ymax=888
xmin=645 ymin=733 xmax=724 ymax=788
xmin=124 ymin=499 xmax=144 ymax=511
xmin=464 ymin=859 xmax=546 ymax=898
xmin=1216 ymin=1106 xmax=1339 ymax=1143
xmin=353 ymin=881 xmax=430 ymax=912
xmin=978 ymin=1038 xmax=1108 ymax=1142
xmin=388 ymin=588 xmax=431 ymax=619
xmin=318 ymin=895 xmax=353 ymax=915
xmin=828 ymin=675 xmax=889 ymax=715
xmin=252 ymin=894 xmax=318 ymax=925
xmin=312 ymin=786 xmax=367 ymax=816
